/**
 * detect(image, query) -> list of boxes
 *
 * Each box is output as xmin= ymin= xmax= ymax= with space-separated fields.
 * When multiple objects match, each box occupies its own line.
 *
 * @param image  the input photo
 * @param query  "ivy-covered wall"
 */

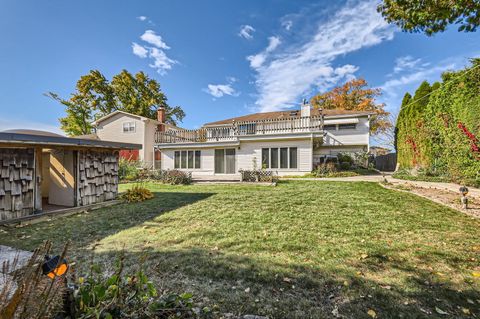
xmin=395 ymin=59 xmax=480 ymax=186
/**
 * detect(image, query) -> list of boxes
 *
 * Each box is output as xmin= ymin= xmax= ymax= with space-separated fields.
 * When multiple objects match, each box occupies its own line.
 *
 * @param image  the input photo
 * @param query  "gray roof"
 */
xmin=0 ymin=131 xmax=141 ymax=150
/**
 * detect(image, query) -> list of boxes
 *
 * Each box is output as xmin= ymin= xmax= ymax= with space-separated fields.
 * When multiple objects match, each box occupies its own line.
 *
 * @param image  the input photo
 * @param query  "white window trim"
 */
xmin=122 ymin=121 xmax=136 ymax=133
xmin=174 ymin=150 xmax=201 ymax=170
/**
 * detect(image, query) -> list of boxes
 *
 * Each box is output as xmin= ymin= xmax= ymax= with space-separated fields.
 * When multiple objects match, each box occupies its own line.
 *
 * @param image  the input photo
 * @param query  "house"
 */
xmin=92 ymin=110 xmax=175 ymax=168
xmin=154 ymin=102 xmax=373 ymax=178
xmin=0 ymin=130 xmax=141 ymax=222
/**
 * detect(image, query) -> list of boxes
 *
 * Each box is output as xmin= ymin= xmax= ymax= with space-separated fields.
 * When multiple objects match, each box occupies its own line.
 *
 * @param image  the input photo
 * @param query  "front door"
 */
xmin=214 ymin=148 xmax=236 ymax=174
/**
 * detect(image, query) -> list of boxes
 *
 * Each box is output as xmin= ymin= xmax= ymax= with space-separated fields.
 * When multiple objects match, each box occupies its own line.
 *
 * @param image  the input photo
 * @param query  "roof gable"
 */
xmin=93 ymin=110 xmax=160 ymax=126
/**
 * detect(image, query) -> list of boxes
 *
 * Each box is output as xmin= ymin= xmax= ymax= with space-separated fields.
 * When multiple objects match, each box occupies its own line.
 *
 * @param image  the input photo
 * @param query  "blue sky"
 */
xmin=0 ymin=0 xmax=479 ymax=135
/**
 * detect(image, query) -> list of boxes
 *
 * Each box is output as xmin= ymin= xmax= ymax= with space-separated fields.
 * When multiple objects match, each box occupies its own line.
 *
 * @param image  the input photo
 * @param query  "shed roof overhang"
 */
xmin=0 ymin=132 xmax=142 ymax=150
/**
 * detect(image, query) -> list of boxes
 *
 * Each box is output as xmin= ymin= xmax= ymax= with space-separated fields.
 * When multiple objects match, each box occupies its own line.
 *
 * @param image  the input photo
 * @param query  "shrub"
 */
xmin=337 ymin=153 xmax=354 ymax=165
xmin=313 ymin=162 xmax=337 ymax=177
xmin=339 ymin=162 xmax=351 ymax=170
xmin=395 ymin=59 xmax=480 ymax=185
xmin=149 ymin=169 xmax=192 ymax=185
xmin=121 ymin=184 xmax=154 ymax=202
xmin=118 ymin=158 xmax=140 ymax=181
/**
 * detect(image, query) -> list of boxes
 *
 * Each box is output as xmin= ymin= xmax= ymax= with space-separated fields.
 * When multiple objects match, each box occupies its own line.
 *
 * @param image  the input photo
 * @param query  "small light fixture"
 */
xmin=42 ymin=255 xmax=68 ymax=279
xmin=459 ymin=186 xmax=469 ymax=209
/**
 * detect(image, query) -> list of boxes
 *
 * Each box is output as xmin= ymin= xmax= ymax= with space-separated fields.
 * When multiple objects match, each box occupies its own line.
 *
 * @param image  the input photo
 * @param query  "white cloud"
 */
xmin=132 ymin=42 xmax=148 ymax=58
xmin=393 ymin=55 xmax=422 ymax=74
xmin=140 ymin=30 xmax=170 ymax=49
xmin=132 ymin=30 xmax=177 ymax=75
xmin=204 ymin=77 xmax=239 ymax=98
xmin=137 ymin=16 xmax=147 ymax=21
xmin=249 ymin=0 xmax=395 ymax=112
xmin=282 ymin=20 xmax=293 ymax=31
xmin=204 ymin=84 xmax=238 ymax=98
xmin=239 ymin=25 xmax=255 ymax=40
xmin=149 ymin=47 xmax=177 ymax=75
xmin=247 ymin=36 xmax=281 ymax=69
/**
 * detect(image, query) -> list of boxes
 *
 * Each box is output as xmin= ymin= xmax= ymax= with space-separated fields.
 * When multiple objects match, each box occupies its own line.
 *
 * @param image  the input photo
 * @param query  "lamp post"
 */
xmin=459 ymin=186 xmax=469 ymax=209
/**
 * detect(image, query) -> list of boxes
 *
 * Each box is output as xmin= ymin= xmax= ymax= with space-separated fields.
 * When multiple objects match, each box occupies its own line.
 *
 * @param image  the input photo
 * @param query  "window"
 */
xmin=270 ymin=148 xmax=279 ymax=169
xmin=289 ymin=148 xmax=297 ymax=169
xmin=174 ymin=151 xmax=180 ymax=168
xmin=174 ymin=150 xmax=202 ymax=169
xmin=195 ymin=151 xmax=201 ymax=169
xmin=262 ymin=147 xmax=298 ymax=169
xmin=180 ymin=151 xmax=187 ymax=168
xmin=280 ymin=148 xmax=288 ymax=169
xmin=122 ymin=122 xmax=136 ymax=133
xmin=261 ymin=148 xmax=269 ymax=169
xmin=188 ymin=151 xmax=194 ymax=169
xmin=324 ymin=124 xmax=337 ymax=131
xmin=339 ymin=123 xmax=356 ymax=130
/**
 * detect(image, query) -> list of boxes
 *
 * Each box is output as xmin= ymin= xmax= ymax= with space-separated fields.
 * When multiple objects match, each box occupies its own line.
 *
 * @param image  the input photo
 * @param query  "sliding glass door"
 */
xmin=214 ymin=148 xmax=236 ymax=174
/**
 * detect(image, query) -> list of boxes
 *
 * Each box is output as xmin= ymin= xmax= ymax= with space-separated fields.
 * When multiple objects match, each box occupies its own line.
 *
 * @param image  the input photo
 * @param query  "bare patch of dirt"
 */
xmin=385 ymin=183 xmax=480 ymax=218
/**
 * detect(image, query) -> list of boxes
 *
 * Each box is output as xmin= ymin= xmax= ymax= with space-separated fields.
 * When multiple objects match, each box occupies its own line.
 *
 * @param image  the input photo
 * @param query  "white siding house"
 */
xmin=90 ymin=104 xmax=372 ymax=179
xmin=93 ymin=111 xmax=159 ymax=167
xmin=155 ymin=103 xmax=373 ymax=178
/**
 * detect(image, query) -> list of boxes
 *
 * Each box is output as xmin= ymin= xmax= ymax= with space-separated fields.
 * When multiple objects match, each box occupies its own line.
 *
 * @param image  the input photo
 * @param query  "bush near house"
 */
xmin=118 ymin=158 xmax=141 ymax=181
xmin=150 ymin=169 xmax=193 ymax=185
xmin=395 ymin=59 xmax=480 ymax=187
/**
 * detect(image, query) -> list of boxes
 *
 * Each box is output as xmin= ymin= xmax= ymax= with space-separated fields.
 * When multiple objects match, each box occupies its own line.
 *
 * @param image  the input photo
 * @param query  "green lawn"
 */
xmin=1 ymin=181 xmax=479 ymax=318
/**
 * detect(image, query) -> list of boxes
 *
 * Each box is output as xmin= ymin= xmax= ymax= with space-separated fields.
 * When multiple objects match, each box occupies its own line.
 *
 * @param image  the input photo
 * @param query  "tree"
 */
xmin=378 ymin=0 xmax=480 ymax=35
xmin=47 ymin=70 xmax=185 ymax=136
xmin=310 ymin=78 xmax=391 ymax=135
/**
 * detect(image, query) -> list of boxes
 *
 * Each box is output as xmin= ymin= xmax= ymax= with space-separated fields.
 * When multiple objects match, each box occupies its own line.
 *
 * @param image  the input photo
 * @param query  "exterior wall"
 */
xmin=0 ymin=148 xmax=35 ymax=221
xmin=236 ymin=139 xmax=313 ymax=175
xmin=161 ymin=138 xmax=313 ymax=176
xmin=77 ymin=150 xmax=119 ymax=206
xmin=323 ymin=116 xmax=370 ymax=147
xmin=143 ymin=122 xmax=157 ymax=168
xmin=162 ymin=148 xmax=216 ymax=176
xmin=96 ymin=113 xmax=147 ymax=161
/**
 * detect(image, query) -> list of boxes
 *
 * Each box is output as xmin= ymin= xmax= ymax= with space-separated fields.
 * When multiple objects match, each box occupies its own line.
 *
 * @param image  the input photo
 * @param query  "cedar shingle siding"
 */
xmin=77 ymin=150 xmax=119 ymax=206
xmin=0 ymin=148 xmax=35 ymax=221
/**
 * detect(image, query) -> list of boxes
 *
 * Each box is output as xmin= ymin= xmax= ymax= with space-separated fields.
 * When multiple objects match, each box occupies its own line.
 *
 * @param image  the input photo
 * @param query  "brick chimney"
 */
xmin=157 ymin=106 xmax=166 ymax=132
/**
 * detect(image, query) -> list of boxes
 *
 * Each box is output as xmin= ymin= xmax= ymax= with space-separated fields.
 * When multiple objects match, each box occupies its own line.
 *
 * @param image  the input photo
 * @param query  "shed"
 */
xmin=0 ymin=130 xmax=141 ymax=222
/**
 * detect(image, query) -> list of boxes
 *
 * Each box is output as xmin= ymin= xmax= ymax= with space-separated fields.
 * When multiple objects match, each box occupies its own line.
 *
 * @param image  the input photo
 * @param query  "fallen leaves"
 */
xmin=367 ymin=309 xmax=377 ymax=318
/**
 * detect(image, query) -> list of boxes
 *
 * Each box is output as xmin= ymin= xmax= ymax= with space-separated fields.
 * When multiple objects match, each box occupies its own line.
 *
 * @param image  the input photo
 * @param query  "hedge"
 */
xmin=395 ymin=59 xmax=480 ymax=187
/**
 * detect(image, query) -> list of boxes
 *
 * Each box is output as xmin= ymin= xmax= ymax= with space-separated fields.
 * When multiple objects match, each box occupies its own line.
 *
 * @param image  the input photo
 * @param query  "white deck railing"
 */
xmin=155 ymin=115 xmax=324 ymax=144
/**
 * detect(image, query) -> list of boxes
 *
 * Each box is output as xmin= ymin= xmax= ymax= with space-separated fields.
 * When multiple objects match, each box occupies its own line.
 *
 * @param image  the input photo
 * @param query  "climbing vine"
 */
xmin=395 ymin=59 xmax=480 ymax=186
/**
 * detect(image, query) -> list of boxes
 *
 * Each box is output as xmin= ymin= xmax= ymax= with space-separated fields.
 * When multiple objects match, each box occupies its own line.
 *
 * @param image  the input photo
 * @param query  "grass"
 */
xmin=285 ymin=168 xmax=379 ymax=178
xmin=1 ymin=181 xmax=479 ymax=318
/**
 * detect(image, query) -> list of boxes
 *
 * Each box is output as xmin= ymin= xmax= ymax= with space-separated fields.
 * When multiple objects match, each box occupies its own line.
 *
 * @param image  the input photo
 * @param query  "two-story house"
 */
xmin=154 ymin=102 xmax=372 ymax=178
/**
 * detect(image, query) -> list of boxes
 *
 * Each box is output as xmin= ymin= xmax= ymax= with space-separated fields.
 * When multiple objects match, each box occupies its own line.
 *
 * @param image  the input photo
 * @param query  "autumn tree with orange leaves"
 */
xmin=310 ymin=78 xmax=391 ymax=135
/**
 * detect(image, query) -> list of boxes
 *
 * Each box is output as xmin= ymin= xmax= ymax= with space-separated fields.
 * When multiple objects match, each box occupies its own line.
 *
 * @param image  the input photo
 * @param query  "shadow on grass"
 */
xmin=0 ymin=192 xmax=215 ymax=253
xmin=86 ymin=246 xmax=480 ymax=319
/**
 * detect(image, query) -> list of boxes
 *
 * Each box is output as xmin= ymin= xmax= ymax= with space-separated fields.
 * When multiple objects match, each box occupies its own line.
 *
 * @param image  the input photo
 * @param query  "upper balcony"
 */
xmin=155 ymin=115 xmax=324 ymax=144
